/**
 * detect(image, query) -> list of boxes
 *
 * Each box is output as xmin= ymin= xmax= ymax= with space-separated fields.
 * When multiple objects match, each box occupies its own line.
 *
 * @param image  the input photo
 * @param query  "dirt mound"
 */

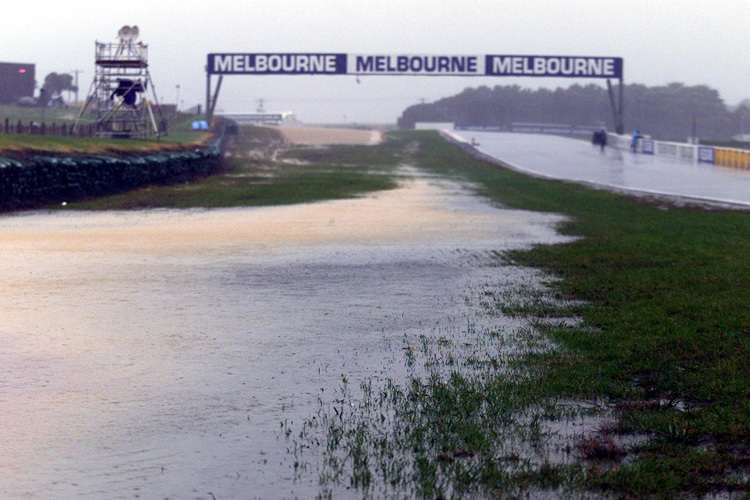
xmin=271 ymin=126 xmax=383 ymax=146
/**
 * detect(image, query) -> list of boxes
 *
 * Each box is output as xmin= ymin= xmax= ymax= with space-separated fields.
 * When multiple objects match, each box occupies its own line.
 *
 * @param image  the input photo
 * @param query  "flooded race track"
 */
xmin=458 ymin=132 xmax=750 ymax=207
xmin=0 ymin=173 xmax=572 ymax=499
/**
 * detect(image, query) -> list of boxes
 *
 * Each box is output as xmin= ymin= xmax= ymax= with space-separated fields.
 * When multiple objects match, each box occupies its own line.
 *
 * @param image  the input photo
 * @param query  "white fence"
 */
xmin=607 ymin=134 xmax=750 ymax=169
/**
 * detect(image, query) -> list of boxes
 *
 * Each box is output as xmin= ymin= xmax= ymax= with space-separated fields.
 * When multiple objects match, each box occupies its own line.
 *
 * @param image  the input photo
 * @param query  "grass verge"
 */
xmin=0 ymin=108 xmax=211 ymax=158
xmin=62 ymin=126 xmax=401 ymax=210
xmin=0 ymin=134 xmax=208 ymax=158
xmin=286 ymin=131 xmax=750 ymax=499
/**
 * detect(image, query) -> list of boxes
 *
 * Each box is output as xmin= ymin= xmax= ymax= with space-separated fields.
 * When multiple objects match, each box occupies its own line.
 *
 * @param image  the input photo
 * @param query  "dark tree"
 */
xmin=398 ymin=82 xmax=739 ymax=141
xmin=38 ymin=73 xmax=77 ymax=106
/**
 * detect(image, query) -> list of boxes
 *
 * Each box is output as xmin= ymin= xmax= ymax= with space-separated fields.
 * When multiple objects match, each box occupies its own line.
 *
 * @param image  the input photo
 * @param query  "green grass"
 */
xmin=0 ymin=104 xmax=210 ymax=156
xmin=0 ymin=134 xmax=204 ymax=156
xmin=64 ymin=126 xmax=402 ymax=210
xmin=281 ymin=131 xmax=750 ymax=499
xmin=418 ymin=131 xmax=750 ymax=494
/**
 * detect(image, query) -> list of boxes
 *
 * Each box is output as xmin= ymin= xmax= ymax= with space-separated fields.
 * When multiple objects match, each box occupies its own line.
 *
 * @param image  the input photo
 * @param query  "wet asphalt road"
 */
xmin=456 ymin=132 xmax=750 ymax=207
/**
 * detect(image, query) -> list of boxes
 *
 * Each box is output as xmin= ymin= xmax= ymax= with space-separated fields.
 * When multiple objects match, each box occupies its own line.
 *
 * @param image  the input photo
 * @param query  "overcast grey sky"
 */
xmin=1 ymin=0 xmax=747 ymax=123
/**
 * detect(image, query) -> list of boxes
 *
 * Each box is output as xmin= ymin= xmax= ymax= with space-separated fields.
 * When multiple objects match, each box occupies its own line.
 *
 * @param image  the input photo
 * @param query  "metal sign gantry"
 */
xmin=204 ymin=53 xmax=624 ymax=133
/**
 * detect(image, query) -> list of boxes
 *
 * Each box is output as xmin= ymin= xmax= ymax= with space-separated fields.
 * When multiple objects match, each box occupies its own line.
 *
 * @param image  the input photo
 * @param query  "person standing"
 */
xmin=631 ymin=130 xmax=641 ymax=152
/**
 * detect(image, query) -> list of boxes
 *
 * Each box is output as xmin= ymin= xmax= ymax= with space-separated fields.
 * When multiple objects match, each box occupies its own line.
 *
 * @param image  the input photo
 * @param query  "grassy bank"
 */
xmin=0 ymin=134 xmax=208 ymax=157
xmin=280 ymin=131 xmax=748 ymax=498
xmin=409 ymin=132 xmax=750 ymax=497
xmin=0 ymin=107 xmax=211 ymax=158
xmin=65 ymin=126 xmax=401 ymax=210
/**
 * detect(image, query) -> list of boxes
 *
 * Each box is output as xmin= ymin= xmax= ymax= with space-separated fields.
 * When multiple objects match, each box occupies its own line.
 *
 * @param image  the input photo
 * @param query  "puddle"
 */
xmin=0 ymin=175 xmax=573 ymax=499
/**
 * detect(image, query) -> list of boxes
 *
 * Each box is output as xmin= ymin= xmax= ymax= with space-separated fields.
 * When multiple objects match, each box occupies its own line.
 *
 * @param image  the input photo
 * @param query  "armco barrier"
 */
xmin=0 ymin=134 xmax=224 ymax=212
xmin=607 ymin=134 xmax=750 ymax=170
xmin=714 ymin=147 xmax=750 ymax=169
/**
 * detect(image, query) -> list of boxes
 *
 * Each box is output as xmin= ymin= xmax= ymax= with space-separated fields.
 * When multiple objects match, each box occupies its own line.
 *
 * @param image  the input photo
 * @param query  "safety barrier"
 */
xmin=2 ymin=119 xmax=97 ymax=137
xmin=0 ymin=133 xmax=224 ymax=212
xmin=713 ymin=147 xmax=750 ymax=169
xmin=608 ymin=134 xmax=750 ymax=170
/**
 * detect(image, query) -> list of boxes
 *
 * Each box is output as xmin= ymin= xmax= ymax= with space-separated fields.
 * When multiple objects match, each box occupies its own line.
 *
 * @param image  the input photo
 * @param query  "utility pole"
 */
xmin=69 ymin=69 xmax=84 ymax=104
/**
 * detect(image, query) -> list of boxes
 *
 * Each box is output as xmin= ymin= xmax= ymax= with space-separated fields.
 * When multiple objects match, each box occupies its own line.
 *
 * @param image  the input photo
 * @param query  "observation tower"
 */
xmin=75 ymin=26 xmax=162 ymax=138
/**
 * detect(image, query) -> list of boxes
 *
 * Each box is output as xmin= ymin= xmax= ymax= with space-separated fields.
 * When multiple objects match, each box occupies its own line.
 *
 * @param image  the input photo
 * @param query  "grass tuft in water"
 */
xmin=285 ymin=131 xmax=750 ymax=499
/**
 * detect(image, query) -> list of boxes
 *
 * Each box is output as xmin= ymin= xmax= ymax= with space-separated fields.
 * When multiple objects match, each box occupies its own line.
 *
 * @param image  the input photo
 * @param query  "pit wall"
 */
xmin=608 ymin=134 xmax=750 ymax=169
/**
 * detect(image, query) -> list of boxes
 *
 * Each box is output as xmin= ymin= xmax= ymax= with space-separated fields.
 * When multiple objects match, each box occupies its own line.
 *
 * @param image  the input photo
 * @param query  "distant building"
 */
xmin=415 ymin=122 xmax=454 ymax=131
xmin=0 ymin=62 xmax=36 ymax=105
xmin=217 ymin=111 xmax=297 ymax=126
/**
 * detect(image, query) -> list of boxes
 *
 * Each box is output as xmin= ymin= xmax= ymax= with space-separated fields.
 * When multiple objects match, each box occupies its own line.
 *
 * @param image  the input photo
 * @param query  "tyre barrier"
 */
xmin=0 ymin=135 xmax=224 ymax=212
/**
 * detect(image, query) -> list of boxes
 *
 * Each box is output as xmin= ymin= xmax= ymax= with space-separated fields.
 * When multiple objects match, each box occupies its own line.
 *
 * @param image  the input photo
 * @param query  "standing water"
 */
xmin=0 ymin=175 xmax=571 ymax=499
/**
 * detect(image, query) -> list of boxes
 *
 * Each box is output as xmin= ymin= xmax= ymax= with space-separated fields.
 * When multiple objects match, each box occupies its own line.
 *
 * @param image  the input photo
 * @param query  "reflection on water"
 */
xmin=0 ymin=177 xmax=571 ymax=499
xmin=464 ymin=131 xmax=750 ymax=206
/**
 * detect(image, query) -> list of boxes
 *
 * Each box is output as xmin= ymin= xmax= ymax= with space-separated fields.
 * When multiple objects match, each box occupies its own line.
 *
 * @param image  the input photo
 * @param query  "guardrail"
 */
xmin=608 ymin=134 xmax=750 ymax=169
xmin=2 ymin=119 xmax=96 ymax=137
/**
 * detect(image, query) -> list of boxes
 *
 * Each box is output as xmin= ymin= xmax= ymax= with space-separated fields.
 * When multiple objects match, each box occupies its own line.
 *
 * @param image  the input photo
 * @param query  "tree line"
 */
xmin=397 ymin=82 xmax=750 ymax=141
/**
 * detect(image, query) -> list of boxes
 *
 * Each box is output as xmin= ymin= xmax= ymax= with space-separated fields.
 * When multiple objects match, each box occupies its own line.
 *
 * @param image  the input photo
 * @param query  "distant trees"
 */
xmin=398 ymin=82 xmax=740 ymax=141
xmin=626 ymin=83 xmax=729 ymax=140
xmin=38 ymin=73 xmax=77 ymax=107
xmin=728 ymin=101 xmax=750 ymax=139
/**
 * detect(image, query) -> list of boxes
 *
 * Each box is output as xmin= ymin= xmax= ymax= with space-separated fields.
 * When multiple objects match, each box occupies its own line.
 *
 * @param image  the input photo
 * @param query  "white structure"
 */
xmin=415 ymin=122 xmax=455 ymax=131
xmin=217 ymin=111 xmax=297 ymax=126
xmin=75 ymin=26 xmax=162 ymax=138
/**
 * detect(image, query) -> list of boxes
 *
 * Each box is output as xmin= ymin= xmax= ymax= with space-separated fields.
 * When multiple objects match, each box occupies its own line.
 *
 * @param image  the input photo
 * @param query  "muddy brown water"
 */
xmin=0 ymin=175 xmax=572 ymax=499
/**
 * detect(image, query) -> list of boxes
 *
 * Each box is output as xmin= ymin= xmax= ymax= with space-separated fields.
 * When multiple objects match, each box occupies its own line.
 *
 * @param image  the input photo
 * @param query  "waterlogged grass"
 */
xmin=27 ymin=125 xmax=749 ymax=497
xmin=288 ymin=283 xmax=593 ymax=499
xmin=284 ymin=131 xmax=750 ymax=499
xmin=280 ymin=142 xmax=403 ymax=167
xmin=64 ymin=126 xmax=401 ymax=210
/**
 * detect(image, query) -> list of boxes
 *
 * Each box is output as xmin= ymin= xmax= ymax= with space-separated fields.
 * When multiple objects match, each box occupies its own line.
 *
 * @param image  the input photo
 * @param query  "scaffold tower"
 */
xmin=75 ymin=26 xmax=162 ymax=139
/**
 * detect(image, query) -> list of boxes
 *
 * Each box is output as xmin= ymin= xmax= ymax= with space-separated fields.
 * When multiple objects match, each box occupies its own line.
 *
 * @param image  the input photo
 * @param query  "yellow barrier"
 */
xmin=714 ymin=148 xmax=750 ymax=169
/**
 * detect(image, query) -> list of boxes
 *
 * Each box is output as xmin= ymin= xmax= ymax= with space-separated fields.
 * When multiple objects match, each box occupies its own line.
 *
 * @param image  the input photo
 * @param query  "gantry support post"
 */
xmin=617 ymin=75 xmax=624 ymax=134
xmin=607 ymin=78 xmax=625 ymax=135
xmin=205 ymin=70 xmax=223 ymax=126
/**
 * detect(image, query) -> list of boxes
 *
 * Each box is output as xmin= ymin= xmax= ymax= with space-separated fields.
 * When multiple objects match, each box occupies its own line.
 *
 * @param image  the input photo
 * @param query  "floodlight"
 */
xmin=118 ymin=25 xmax=132 ymax=41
